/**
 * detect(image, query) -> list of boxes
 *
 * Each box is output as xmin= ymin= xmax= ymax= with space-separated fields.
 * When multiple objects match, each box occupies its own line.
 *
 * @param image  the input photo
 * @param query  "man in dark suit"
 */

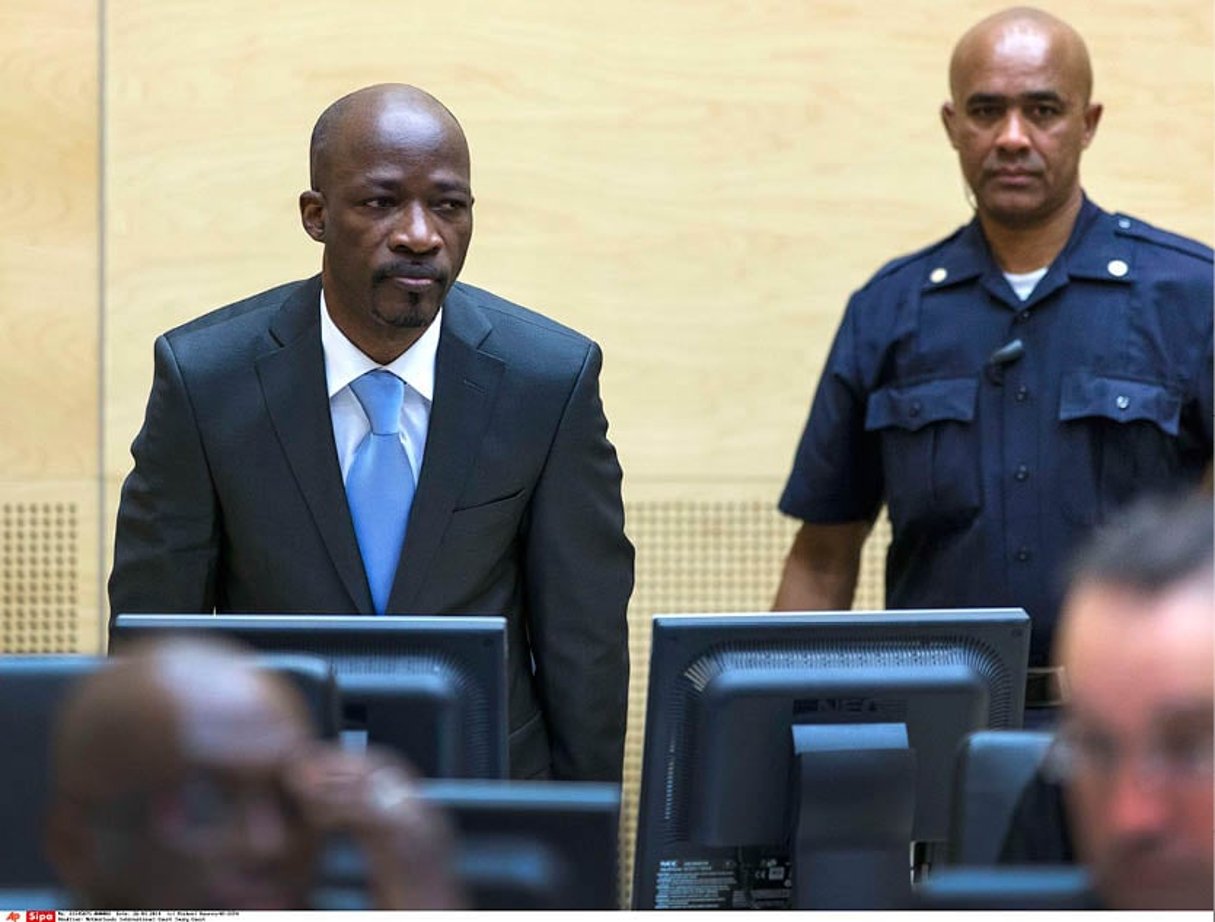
xmin=109 ymin=84 xmax=633 ymax=783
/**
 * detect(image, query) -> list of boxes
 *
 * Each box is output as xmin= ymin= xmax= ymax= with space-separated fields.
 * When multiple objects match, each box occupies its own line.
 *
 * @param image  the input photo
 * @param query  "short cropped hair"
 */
xmin=1068 ymin=493 xmax=1213 ymax=594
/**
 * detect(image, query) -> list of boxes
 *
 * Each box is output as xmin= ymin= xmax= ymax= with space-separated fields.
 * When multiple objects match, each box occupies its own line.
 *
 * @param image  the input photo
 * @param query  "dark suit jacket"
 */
xmin=109 ymin=275 xmax=633 ymax=781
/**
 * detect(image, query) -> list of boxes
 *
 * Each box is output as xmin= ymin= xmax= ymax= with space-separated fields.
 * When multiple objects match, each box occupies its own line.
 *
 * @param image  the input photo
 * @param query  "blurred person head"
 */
xmin=44 ymin=637 xmax=459 ymax=910
xmin=44 ymin=637 xmax=319 ymax=909
xmin=941 ymin=7 xmax=1102 ymax=231
xmin=1051 ymin=495 xmax=1214 ymax=910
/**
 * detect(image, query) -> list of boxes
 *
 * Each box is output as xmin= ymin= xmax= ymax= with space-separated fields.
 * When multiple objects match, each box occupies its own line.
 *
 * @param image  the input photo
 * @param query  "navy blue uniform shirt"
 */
xmin=780 ymin=197 xmax=1213 ymax=665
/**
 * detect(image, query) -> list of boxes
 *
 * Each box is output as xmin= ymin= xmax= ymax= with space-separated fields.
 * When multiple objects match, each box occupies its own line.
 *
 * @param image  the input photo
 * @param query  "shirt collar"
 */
xmin=920 ymin=195 xmax=1122 ymax=307
xmin=319 ymin=289 xmax=441 ymax=403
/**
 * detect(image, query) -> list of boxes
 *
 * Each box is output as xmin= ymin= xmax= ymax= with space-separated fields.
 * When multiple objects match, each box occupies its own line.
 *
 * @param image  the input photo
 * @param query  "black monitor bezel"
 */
xmin=110 ymin=613 xmax=509 ymax=779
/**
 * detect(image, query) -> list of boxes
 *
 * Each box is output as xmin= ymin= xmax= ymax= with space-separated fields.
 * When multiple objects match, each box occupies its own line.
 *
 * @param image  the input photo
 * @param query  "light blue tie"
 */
xmin=346 ymin=370 xmax=415 ymax=614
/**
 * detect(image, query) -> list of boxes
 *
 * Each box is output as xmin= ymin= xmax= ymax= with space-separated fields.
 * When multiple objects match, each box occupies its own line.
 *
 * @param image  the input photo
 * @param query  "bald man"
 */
xmin=45 ymin=638 xmax=460 ymax=909
xmin=109 ymin=85 xmax=633 ymax=782
xmin=775 ymin=7 xmax=1212 ymax=720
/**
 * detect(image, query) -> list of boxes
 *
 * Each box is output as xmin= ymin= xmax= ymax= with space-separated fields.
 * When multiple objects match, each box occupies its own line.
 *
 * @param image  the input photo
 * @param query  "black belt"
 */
xmin=1025 ymin=667 xmax=1067 ymax=708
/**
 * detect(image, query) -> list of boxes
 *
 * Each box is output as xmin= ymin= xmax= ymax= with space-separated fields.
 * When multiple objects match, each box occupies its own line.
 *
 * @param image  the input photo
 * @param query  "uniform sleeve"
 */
xmin=522 ymin=341 xmax=633 ymax=782
xmin=779 ymin=295 xmax=884 ymax=524
xmin=108 ymin=334 xmax=221 ymax=627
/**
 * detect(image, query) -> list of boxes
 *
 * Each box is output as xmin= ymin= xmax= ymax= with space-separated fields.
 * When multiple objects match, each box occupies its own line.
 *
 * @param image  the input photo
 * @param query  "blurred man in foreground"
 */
xmin=44 ymin=637 xmax=461 ymax=910
xmin=1044 ymin=497 xmax=1212 ymax=909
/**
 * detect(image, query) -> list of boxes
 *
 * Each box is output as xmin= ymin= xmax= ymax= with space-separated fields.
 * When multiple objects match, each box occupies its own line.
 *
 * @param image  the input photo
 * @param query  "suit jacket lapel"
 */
xmin=255 ymin=276 xmax=373 ymax=613
xmin=390 ymin=284 xmax=504 ymax=610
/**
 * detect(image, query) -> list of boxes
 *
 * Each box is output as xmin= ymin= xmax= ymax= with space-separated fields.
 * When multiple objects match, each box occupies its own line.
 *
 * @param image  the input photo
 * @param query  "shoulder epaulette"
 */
xmin=1113 ymin=213 xmax=1213 ymax=263
xmin=865 ymin=225 xmax=968 ymax=286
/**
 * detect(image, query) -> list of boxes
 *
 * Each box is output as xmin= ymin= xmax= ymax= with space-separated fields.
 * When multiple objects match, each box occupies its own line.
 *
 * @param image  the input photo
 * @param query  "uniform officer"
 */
xmin=773 ymin=7 xmax=1212 ymax=718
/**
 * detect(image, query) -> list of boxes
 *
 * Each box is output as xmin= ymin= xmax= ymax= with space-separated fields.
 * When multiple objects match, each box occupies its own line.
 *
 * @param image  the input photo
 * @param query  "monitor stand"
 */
xmin=790 ymin=722 xmax=916 ymax=909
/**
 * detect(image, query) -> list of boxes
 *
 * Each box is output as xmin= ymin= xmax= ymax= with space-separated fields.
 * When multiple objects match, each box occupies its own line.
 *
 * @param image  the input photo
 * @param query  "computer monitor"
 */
xmin=631 ymin=609 xmax=1030 ymax=910
xmin=316 ymin=779 xmax=621 ymax=910
xmin=0 ymin=656 xmax=103 ymax=887
xmin=111 ymin=614 xmax=508 ymax=779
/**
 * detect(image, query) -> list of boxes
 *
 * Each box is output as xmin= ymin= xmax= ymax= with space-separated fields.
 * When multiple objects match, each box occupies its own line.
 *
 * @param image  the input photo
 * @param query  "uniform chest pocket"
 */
xmin=1057 ymin=373 xmax=1183 ymax=524
xmin=865 ymin=377 xmax=981 ymax=533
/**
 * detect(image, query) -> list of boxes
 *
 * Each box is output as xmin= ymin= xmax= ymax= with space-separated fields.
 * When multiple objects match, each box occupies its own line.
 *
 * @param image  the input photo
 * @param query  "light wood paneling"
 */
xmin=102 ymin=0 xmax=1214 ymax=494
xmin=1 ymin=2 xmax=99 ymax=479
xmin=1 ymin=1 xmax=101 ymax=650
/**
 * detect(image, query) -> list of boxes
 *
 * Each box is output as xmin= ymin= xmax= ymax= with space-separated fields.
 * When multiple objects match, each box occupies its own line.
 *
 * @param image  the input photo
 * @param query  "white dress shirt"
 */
xmin=320 ymin=291 xmax=440 ymax=486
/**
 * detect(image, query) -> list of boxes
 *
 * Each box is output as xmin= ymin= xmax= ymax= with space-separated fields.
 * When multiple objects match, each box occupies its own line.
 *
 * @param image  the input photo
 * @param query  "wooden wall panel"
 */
xmin=102 ymin=1 xmax=1213 ymax=504
xmin=1 ymin=2 xmax=99 ymax=478
xmin=1 ymin=0 xmax=101 ymax=651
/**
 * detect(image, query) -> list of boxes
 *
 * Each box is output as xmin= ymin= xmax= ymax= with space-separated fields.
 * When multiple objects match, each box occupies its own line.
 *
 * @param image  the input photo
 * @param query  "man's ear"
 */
xmin=300 ymin=190 xmax=326 ymax=242
xmin=941 ymin=101 xmax=960 ymax=150
xmin=1080 ymin=101 xmax=1103 ymax=150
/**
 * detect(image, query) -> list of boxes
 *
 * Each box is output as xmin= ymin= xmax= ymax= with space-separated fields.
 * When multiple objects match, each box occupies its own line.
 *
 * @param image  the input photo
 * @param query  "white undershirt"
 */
xmin=1003 ymin=266 xmax=1049 ymax=302
xmin=319 ymin=290 xmax=440 ymax=486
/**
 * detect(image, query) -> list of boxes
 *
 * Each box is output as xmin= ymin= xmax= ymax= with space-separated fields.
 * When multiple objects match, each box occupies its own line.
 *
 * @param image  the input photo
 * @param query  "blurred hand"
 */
xmin=285 ymin=744 xmax=464 ymax=909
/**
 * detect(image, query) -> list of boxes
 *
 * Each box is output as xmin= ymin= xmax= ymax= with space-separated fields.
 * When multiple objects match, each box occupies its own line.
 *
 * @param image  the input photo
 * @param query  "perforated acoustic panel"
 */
xmin=1 ymin=502 xmax=80 ymax=653
xmin=617 ymin=499 xmax=891 ymax=906
xmin=0 ymin=484 xmax=99 ymax=655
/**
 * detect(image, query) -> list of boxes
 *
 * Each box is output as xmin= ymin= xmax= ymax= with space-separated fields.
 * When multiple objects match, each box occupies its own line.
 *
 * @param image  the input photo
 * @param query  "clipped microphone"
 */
xmin=985 ymin=338 xmax=1025 ymax=386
